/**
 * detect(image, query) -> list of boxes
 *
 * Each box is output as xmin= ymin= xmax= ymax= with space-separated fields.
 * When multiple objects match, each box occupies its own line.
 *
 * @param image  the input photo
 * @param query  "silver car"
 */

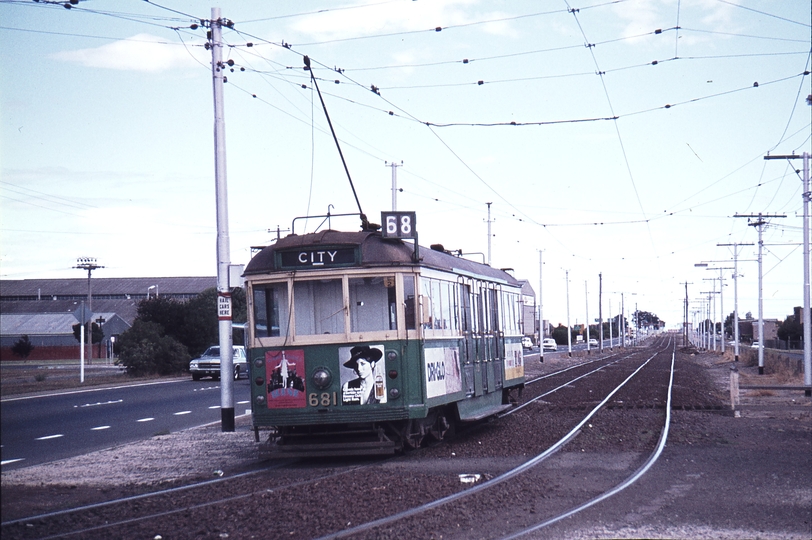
xmin=189 ymin=345 xmax=247 ymax=381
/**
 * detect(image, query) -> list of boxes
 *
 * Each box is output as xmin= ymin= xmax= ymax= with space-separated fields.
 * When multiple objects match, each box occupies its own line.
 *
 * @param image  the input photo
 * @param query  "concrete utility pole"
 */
xmin=386 ymin=161 xmax=402 ymax=211
xmin=486 ymin=202 xmax=493 ymax=266
xmin=539 ymin=251 xmax=544 ymax=363
xmin=680 ymin=281 xmax=692 ymax=347
xmin=74 ymin=257 xmax=103 ymax=366
xmin=599 ymin=273 xmax=604 ymax=352
xmin=566 ymin=270 xmax=572 ymax=357
xmin=718 ymin=243 xmax=754 ymax=362
xmin=736 ymin=213 xmax=786 ymax=374
xmin=210 ymin=7 xmax=235 ymax=431
xmin=764 ymin=152 xmax=810 ymax=395
xmin=585 ymin=281 xmax=590 ymax=354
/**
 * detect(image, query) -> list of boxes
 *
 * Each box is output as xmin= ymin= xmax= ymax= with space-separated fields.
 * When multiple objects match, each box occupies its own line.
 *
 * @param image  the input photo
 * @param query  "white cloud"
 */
xmin=51 ymin=34 xmax=206 ymax=72
xmin=289 ymin=0 xmax=498 ymax=42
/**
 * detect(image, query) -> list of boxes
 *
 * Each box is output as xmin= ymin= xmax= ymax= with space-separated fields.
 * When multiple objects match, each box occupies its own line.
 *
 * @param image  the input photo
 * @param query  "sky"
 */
xmin=1 ymin=0 xmax=810 ymax=331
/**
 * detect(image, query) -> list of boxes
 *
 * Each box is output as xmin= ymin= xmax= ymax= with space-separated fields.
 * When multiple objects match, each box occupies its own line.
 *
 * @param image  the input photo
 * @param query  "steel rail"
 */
xmin=316 ymin=339 xmax=673 ymax=540
xmin=504 ymin=343 xmax=676 ymax=538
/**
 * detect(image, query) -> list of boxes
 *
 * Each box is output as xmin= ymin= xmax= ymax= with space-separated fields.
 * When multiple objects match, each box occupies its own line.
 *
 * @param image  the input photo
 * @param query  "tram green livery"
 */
xmin=244 ymin=229 xmax=525 ymax=456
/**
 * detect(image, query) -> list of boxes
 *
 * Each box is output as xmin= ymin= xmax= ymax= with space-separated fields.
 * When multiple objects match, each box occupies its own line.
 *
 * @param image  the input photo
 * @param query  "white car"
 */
xmin=542 ymin=338 xmax=558 ymax=352
xmin=190 ymin=345 xmax=247 ymax=381
xmin=521 ymin=337 xmax=533 ymax=349
xmin=588 ymin=338 xmax=598 ymax=347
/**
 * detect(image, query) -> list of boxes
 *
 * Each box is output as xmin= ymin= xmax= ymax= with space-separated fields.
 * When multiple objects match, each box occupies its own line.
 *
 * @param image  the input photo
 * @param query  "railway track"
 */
xmin=317 ymin=338 xmax=678 ymax=539
xmin=3 ymin=337 xmax=724 ymax=540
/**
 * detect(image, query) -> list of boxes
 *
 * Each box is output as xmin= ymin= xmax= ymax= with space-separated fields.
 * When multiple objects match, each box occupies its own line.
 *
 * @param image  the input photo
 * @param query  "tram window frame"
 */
xmin=420 ymin=275 xmax=460 ymax=337
xmin=252 ymin=282 xmax=289 ymax=338
xmin=348 ymin=275 xmax=397 ymax=333
xmin=403 ymin=274 xmax=417 ymax=331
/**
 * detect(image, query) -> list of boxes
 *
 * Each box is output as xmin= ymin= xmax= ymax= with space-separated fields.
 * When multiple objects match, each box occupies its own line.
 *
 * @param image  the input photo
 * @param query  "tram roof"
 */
xmin=244 ymin=230 xmax=521 ymax=287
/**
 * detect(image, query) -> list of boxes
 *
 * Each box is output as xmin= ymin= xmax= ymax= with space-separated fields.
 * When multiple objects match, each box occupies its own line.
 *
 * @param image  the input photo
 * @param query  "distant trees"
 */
xmin=11 ymin=335 xmax=34 ymax=359
xmin=777 ymin=317 xmax=803 ymax=344
xmin=71 ymin=321 xmax=103 ymax=345
xmin=116 ymin=287 xmax=246 ymax=376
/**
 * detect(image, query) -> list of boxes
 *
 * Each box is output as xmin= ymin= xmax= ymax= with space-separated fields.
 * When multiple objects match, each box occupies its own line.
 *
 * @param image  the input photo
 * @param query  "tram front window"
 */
xmin=294 ymin=279 xmax=344 ymax=335
xmin=349 ymin=276 xmax=397 ymax=332
xmin=253 ymin=284 xmax=289 ymax=337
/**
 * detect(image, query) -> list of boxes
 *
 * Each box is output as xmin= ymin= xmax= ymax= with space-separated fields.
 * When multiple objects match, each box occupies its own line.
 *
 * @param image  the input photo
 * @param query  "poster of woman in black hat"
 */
xmin=340 ymin=345 xmax=386 ymax=405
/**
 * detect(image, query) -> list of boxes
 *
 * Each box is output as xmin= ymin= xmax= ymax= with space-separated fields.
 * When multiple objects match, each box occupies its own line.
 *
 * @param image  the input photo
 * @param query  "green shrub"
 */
xmin=116 ymin=320 xmax=190 ymax=376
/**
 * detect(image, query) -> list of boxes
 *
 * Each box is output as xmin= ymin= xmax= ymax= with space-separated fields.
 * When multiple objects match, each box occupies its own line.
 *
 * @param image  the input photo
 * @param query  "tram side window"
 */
xmin=404 ymin=275 xmax=417 ymax=330
xmin=349 ymin=276 xmax=397 ymax=332
xmin=252 ymin=284 xmax=289 ymax=337
xmin=294 ymin=279 xmax=344 ymax=335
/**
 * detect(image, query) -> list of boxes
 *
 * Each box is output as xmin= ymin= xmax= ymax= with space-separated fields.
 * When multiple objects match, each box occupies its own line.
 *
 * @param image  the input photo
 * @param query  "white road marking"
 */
xmin=35 ymin=434 xmax=64 ymax=441
xmin=76 ymin=399 xmax=123 ymax=408
xmin=137 ymin=418 xmax=155 ymax=422
xmin=91 ymin=426 xmax=111 ymax=431
xmin=209 ymin=405 xmax=221 ymax=409
xmin=1 ymin=458 xmax=24 ymax=466
xmin=173 ymin=411 xmax=192 ymax=416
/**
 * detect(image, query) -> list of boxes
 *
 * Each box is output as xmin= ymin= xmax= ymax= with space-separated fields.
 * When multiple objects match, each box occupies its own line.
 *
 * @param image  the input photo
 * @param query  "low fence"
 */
xmin=0 ymin=345 xmax=110 ymax=362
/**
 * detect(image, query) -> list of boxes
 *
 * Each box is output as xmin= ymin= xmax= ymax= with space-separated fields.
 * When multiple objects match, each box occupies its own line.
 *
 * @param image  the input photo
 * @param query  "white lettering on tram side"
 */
xmin=297 ymin=250 xmax=339 ymax=266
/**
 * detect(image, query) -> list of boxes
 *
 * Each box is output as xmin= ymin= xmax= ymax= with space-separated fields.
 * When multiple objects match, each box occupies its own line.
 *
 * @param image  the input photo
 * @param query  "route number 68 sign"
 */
xmin=381 ymin=211 xmax=417 ymax=239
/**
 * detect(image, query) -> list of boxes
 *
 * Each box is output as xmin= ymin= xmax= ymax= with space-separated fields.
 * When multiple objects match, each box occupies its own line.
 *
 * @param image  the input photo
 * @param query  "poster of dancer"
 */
xmin=265 ymin=349 xmax=306 ymax=408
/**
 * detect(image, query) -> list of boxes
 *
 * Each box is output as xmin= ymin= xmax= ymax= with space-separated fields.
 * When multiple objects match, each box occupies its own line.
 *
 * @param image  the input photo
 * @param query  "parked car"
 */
xmin=521 ymin=337 xmax=533 ymax=349
xmin=751 ymin=341 xmax=761 ymax=349
xmin=588 ymin=338 xmax=598 ymax=347
xmin=542 ymin=338 xmax=558 ymax=352
xmin=189 ymin=345 xmax=247 ymax=381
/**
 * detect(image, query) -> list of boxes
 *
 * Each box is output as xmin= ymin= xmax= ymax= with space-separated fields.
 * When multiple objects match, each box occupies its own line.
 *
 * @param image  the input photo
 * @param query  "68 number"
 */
xmin=382 ymin=211 xmax=416 ymax=239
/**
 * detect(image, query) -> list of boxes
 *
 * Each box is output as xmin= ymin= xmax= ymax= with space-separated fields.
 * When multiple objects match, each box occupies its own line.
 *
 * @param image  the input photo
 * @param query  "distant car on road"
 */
xmin=751 ymin=341 xmax=761 ymax=349
xmin=588 ymin=338 xmax=598 ymax=347
xmin=521 ymin=337 xmax=533 ymax=350
xmin=542 ymin=338 xmax=558 ymax=352
xmin=190 ymin=345 xmax=247 ymax=381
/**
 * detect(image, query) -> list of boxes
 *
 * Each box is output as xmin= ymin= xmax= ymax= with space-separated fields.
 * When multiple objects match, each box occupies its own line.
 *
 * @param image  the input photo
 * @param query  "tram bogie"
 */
xmin=244 ymin=228 xmax=525 ymax=457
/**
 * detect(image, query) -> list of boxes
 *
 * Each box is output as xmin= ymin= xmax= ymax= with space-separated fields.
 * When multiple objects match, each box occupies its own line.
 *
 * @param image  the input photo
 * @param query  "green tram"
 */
xmin=244 ymin=228 xmax=525 ymax=456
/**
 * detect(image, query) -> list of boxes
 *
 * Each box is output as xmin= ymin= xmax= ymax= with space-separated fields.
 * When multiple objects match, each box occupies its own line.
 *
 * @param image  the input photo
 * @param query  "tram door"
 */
xmin=459 ymin=281 xmax=475 ymax=397
xmin=482 ymin=285 xmax=500 ymax=394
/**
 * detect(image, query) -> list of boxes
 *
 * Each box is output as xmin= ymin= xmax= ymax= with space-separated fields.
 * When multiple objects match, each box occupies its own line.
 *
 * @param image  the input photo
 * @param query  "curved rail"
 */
xmin=504 ymin=345 xmax=676 ymax=538
xmin=316 ymin=339 xmax=675 ymax=539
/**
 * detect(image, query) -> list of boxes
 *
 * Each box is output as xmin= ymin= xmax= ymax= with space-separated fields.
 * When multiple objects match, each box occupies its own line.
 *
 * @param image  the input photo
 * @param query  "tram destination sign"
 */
xmin=278 ymin=247 xmax=357 ymax=269
xmin=381 ymin=211 xmax=417 ymax=239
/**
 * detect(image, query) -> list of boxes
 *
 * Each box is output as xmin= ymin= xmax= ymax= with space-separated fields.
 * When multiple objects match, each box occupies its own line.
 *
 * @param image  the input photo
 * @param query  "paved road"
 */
xmin=0 ymin=378 xmax=252 ymax=471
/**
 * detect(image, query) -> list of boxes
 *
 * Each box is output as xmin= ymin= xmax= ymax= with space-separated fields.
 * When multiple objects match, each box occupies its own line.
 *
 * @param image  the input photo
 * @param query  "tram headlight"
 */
xmin=255 ymin=395 xmax=266 ymax=406
xmin=312 ymin=367 xmax=332 ymax=389
xmin=388 ymin=388 xmax=400 ymax=400
xmin=253 ymin=357 xmax=265 ymax=369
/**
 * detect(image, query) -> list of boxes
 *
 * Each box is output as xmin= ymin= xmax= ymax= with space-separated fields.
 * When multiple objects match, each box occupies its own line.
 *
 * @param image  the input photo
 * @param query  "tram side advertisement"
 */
xmin=265 ymin=349 xmax=306 ymax=408
xmin=505 ymin=342 xmax=524 ymax=380
xmin=424 ymin=346 xmax=463 ymax=399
